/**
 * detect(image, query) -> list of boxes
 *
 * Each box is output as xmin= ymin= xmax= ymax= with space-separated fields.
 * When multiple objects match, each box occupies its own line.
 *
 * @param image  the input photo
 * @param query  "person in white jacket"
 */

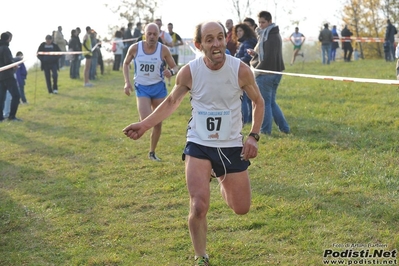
xmin=112 ymin=30 xmax=125 ymax=71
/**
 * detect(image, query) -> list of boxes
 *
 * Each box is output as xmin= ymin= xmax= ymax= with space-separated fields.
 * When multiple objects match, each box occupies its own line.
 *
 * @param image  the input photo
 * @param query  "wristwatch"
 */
xmin=248 ymin=132 xmax=260 ymax=142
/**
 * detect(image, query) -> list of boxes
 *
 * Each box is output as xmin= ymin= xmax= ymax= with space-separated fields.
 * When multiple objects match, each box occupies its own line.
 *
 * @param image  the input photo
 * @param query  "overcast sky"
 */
xmin=2 ymin=0 xmax=342 ymax=68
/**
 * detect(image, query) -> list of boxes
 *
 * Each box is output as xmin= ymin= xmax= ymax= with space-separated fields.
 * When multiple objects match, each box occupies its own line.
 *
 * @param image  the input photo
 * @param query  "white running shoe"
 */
xmin=148 ymin=152 xmax=161 ymax=161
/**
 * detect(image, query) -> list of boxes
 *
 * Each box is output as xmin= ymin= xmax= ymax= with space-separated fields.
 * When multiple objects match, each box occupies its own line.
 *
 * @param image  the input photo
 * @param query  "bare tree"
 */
xmin=363 ymin=0 xmax=385 ymax=57
xmin=382 ymin=0 xmax=399 ymax=22
xmin=342 ymin=0 xmax=392 ymax=59
xmin=230 ymin=0 xmax=251 ymax=22
xmin=106 ymin=0 xmax=161 ymax=25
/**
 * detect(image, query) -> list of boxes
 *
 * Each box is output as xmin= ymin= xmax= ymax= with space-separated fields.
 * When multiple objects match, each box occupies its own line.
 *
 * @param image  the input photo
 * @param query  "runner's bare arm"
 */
xmin=123 ymin=64 xmax=192 ymax=139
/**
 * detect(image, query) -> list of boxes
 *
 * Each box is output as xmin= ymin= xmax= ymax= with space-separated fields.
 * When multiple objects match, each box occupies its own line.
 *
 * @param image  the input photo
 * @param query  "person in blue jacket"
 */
xmin=233 ymin=23 xmax=257 ymax=124
xmin=15 ymin=51 xmax=28 ymax=103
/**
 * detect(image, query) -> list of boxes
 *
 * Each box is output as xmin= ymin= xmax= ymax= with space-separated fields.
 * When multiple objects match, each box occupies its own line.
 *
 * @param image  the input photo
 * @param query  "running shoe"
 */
xmin=195 ymin=255 xmax=210 ymax=266
xmin=148 ymin=152 xmax=161 ymax=161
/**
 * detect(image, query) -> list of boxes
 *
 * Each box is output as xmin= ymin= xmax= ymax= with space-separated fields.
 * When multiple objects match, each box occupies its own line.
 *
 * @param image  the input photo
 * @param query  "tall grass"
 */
xmin=1 ymin=59 xmax=398 ymax=265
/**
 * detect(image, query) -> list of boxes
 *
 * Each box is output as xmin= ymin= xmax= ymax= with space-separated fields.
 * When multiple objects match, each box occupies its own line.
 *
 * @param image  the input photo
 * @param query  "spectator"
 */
xmin=97 ymin=40 xmax=104 ymax=75
xmin=341 ymin=25 xmax=353 ymax=62
xmin=82 ymin=26 xmax=93 ymax=87
xmin=15 ymin=51 xmax=27 ymax=104
xmin=89 ymin=30 xmax=100 ymax=79
xmin=385 ymin=19 xmax=397 ymax=61
xmin=225 ymin=19 xmax=238 ymax=54
xmin=75 ymin=27 xmax=83 ymax=78
xmin=54 ymin=26 xmax=67 ymax=68
xmin=166 ymin=22 xmax=183 ymax=86
xmin=318 ymin=23 xmax=333 ymax=64
xmin=354 ymin=47 xmax=360 ymax=61
xmin=37 ymin=35 xmax=61 ymax=94
xmin=112 ymin=30 xmax=124 ymax=71
xmin=0 ymin=31 xmax=21 ymax=122
xmin=69 ymin=29 xmax=81 ymax=79
xmin=384 ymin=40 xmax=391 ymax=62
xmin=133 ymin=22 xmax=143 ymax=40
xmin=330 ymin=25 xmax=340 ymax=61
xmin=395 ymin=43 xmax=399 ymax=78
xmin=248 ymin=11 xmax=290 ymax=135
xmin=233 ymin=23 xmax=257 ymax=124
xmin=243 ymin=17 xmax=258 ymax=33
xmin=123 ymin=22 xmax=134 ymax=64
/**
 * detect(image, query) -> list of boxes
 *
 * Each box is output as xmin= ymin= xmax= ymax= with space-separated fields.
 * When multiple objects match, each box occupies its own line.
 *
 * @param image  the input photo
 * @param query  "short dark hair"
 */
xmin=0 ymin=32 xmax=10 ymax=41
xmin=16 ymin=51 xmax=23 ymax=56
xmin=243 ymin=17 xmax=255 ymax=27
xmin=115 ymin=30 xmax=123 ymax=38
xmin=168 ymin=23 xmax=173 ymax=27
xmin=258 ymin=11 xmax=272 ymax=22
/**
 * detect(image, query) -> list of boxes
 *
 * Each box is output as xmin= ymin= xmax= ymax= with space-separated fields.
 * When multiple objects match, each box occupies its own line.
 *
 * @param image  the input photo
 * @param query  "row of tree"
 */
xmin=342 ymin=0 xmax=399 ymax=59
xmin=106 ymin=0 xmax=398 ymax=60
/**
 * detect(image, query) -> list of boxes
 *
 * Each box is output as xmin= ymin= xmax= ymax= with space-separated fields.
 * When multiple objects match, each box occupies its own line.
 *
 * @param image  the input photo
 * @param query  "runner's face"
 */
xmin=145 ymin=25 xmax=159 ymax=45
xmin=199 ymin=22 xmax=226 ymax=66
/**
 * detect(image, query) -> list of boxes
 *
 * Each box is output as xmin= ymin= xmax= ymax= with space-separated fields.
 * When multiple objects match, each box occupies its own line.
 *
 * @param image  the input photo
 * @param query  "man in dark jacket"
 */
xmin=248 ymin=11 xmax=290 ymax=135
xmin=123 ymin=22 xmax=135 ymax=64
xmin=318 ymin=23 xmax=333 ymax=64
xmin=385 ymin=19 xmax=397 ymax=61
xmin=341 ymin=25 xmax=354 ymax=62
xmin=0 ymin=32 xmax=21 ymax=122
xmin=68 ymin=29 xmax=81 ymax=79
xmin=37 ymin=35 xmax=61 ymax=94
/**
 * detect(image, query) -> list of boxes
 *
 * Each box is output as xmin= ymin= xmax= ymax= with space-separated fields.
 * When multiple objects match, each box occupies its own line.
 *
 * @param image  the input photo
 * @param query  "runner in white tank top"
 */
xmin=134 ymin=41 xmax=164 ymax=86
xmin=188 ymin=55 xmax=243 ymax=148
xmin=123 ymin=23 xmax=179 ymax=162
xmin=123 ymin=21 xmax=265 ymax=265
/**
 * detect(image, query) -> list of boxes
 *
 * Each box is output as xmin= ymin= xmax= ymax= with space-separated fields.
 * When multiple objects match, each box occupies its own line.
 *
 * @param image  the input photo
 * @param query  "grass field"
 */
xmin=1 ymin=58 xmax=398 ymax=266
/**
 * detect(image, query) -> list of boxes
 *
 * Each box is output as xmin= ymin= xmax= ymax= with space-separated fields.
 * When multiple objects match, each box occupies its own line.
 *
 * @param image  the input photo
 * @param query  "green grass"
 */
xmin=1 ymin=59 xmax=398 ymax=266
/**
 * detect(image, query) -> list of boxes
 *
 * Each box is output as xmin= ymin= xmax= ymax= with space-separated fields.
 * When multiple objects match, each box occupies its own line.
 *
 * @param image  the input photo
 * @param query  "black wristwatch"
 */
xmin=248 ymin=132 xmax=260 ymax=142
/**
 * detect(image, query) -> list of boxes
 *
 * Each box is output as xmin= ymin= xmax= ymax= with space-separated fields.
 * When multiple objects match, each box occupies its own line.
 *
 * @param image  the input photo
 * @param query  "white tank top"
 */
xmin=291 ymin=32 xmax=303 ymax=45
xmin=134 ymin=41 xmax=164 ymax=86
xmin=187 ymin=55 xmax=244 ymax=148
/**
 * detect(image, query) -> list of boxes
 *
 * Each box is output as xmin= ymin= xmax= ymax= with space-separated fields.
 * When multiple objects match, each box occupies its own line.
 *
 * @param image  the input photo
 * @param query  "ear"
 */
xmin=194 ymin=42 xmax=202 ymax=51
